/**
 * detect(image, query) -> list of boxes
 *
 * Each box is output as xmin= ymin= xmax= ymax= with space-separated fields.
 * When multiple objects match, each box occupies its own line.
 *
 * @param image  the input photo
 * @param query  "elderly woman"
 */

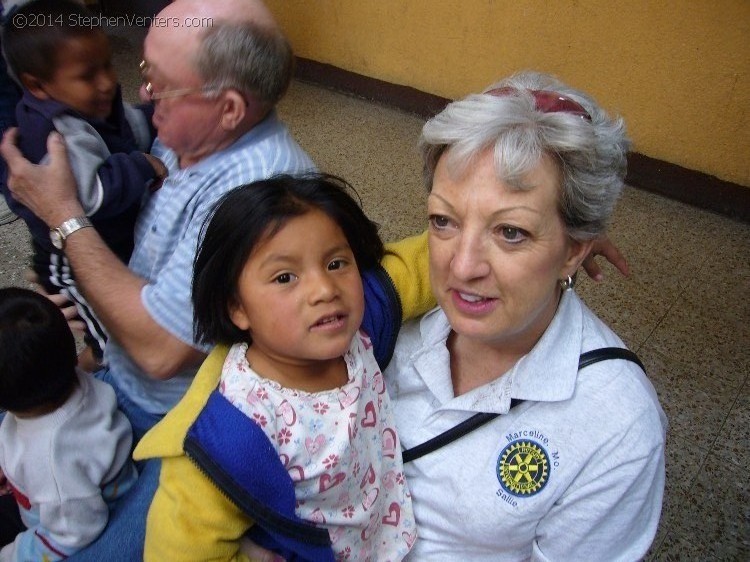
xmin=386 ymin=71 xmax=666 ymax=560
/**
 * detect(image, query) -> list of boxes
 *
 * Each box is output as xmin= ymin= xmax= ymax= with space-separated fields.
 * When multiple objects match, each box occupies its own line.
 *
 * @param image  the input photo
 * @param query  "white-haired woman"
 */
xmin=385 ymin=71 xmax=666 ymax=561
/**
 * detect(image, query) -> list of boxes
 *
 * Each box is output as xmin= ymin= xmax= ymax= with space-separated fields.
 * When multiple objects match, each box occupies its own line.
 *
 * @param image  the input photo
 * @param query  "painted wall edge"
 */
xmin=295 ymin=58 xmax=749 ymax=224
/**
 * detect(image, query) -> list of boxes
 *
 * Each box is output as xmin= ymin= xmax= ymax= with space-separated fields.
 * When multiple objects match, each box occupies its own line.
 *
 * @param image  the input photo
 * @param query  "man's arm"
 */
xmin=582 ymin=234 xmax=629 ymax=281
xmin=1 ymin=129 xmax=203 ymax=379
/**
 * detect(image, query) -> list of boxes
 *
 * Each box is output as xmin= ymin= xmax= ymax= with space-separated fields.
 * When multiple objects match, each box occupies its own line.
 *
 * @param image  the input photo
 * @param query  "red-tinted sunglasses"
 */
xmin=485 ymin=87 xmax=592 ymax=121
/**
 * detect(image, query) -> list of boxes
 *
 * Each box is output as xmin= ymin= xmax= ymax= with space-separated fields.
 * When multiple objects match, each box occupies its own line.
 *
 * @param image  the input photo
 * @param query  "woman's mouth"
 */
xmin=451 ymin=290 xmax=497 ymax=313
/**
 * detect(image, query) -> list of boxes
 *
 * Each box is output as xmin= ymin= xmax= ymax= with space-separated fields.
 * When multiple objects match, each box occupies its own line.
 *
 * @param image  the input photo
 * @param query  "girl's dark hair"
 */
xmin=0 ymin=287 xmax=78 ymax=412
xmin=192 ymin=173 xmax=384 ymax=346
xmin=2 ymin=0 xmax=103 ymax=82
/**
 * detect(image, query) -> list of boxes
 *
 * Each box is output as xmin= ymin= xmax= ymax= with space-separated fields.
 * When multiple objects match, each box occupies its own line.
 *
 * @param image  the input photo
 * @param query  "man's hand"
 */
xmin=1 ymin=128 xmax=84 ymax=227
xmin=581 ymin=235 xmax=629 ymax=282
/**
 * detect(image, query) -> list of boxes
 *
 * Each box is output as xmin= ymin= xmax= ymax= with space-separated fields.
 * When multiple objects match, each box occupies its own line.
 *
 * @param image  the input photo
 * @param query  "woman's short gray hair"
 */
xmin=194 ymin=21 xmax=294 ymax=108
xmin=419 ymin=71 xmax=630 ymax=240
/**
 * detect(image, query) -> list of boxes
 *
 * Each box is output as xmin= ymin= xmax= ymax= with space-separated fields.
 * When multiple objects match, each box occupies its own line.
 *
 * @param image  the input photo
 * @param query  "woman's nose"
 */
xmin=450 ymin=233 xmax=491 ymax=281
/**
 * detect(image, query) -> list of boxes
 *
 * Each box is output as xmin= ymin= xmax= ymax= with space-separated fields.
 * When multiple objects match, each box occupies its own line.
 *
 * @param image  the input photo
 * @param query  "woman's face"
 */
xmin=427 ymin=148 xmax=591 ymax=352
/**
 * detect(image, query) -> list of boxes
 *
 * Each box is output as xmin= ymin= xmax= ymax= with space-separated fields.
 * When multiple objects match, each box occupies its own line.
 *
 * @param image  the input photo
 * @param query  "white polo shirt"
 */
xmin=384 ymin=290 xmax=667 ymax=561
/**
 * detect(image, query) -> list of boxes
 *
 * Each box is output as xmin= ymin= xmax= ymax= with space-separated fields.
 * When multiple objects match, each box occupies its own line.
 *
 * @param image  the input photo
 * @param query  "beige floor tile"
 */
xmin=664 ymin=434 xmax=710 ymax=493
xmin=0 ymin=219 xmax=31 ymax=289
xmin=710 ymin=382 xmax=750 ymax=469
xmin=647 ymin=531 xmax=709 ymax=561
xmin=639 ymin=346 xmax=738 ymax=446
xmin=278 ymin=81 xmax=427 ymax=242
xmin=666 ymin=459 xmax=750 ymax=559
xmin=645 ymin=295 xmax=749 ymax=387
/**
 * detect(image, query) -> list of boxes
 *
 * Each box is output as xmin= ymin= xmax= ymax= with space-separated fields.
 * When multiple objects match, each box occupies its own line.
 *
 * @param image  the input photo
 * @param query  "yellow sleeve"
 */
xmin=382 ymin=230 xmax=436 ymax=321
xmin=136 ymin=345 xmax=253 ymax=562
xmin=144 ymin=453 xmax=253 ymax=562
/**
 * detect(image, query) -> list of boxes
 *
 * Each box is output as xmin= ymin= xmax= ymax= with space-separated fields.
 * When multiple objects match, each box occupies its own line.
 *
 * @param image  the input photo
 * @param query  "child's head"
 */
xmin=193 ymin=173 xmax=384 ymax=353
xmin=0 ymin=287 xmax=78 ymax=414
xmin=2 ymin=0 xmax=116 ymax=120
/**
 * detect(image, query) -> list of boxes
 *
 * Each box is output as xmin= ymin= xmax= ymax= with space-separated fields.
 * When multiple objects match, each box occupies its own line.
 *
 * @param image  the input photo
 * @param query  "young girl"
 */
xmin=135 ymin=174 xmax=427 ymax=561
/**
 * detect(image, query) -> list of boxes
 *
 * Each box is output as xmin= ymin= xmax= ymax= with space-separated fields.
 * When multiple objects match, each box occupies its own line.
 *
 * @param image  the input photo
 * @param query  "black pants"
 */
xmin=0 ymin=493 xmax=24 ymax=546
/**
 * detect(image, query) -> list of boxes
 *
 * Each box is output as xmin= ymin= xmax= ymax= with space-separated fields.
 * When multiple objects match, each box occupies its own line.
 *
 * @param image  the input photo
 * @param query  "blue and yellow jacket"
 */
xmin=134 ymin=232 xmax=433 ymax=562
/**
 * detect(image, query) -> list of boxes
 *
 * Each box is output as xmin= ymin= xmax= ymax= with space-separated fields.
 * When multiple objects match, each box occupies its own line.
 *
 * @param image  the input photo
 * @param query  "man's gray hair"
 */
xmin=419 ymin=71 xmax=630 ymax=240
xmin=194 ymin=21 xmax=294 ymax=108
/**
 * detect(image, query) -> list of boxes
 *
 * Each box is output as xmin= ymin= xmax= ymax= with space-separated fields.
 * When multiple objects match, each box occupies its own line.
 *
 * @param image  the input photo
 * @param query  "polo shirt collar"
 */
xmin=411 ymin=291 xmax=584 ymax=414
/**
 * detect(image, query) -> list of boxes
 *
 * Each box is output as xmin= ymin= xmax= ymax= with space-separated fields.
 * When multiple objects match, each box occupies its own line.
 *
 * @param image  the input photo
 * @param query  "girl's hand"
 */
xmin=239 ymin=537 xmax=286 ymax=562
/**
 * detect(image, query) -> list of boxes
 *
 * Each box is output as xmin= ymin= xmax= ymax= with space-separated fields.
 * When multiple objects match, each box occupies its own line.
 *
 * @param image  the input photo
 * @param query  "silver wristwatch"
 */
xmin=50 ymin=216 xmax=93 ymax=250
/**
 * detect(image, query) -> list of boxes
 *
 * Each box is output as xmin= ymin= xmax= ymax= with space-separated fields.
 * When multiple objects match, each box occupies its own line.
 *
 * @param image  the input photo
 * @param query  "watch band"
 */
xmin=50 ymin=216 xmax=93 ymax=250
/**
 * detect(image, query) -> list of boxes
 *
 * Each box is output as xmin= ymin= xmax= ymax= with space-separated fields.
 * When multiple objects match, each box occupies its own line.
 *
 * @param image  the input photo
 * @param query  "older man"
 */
xmin=0 ymin=0 xmax=318 ymax=559
xmin=2 ymin=0 xmax=314 ymax=440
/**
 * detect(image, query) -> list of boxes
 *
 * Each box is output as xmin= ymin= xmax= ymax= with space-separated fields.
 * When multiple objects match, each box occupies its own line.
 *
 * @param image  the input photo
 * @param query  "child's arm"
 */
xmin=381 ymin=230 xmax=435 ymax=322
xmin=144 ymin=454 xmax=253 ymax=562
xmin=136 ymin=346 xmax=253 ymax=561
xmin=50 ymin=114 xmax=157 ymax=217
xmin=0 ymin=494 xmax=109 ymax=561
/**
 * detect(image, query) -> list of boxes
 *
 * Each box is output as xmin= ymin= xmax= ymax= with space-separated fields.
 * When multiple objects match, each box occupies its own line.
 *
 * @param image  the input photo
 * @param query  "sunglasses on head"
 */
xmin=485 ymin=87 xmax=592 ymax=121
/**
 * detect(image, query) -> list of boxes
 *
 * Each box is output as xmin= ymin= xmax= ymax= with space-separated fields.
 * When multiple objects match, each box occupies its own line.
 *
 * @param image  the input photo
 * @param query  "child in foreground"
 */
xmin=0 ymin=287 xmax=137 ymax=562
xmin=136 ymin=174 xmax=422 ymax=561
xmin=0 ymin=0 xmax=164 ymax=365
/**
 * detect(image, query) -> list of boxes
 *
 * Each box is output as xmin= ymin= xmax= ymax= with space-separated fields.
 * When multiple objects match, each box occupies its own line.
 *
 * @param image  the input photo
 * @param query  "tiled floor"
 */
xmin=0 ymin=26 xmax=747 ymax=561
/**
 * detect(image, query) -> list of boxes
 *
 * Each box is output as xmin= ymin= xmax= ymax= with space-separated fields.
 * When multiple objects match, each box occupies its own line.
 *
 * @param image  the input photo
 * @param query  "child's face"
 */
xmin=229 ymin=209 xmax=365 ymax=373
xmin=36 ymin=32 xmax=117 ymax=120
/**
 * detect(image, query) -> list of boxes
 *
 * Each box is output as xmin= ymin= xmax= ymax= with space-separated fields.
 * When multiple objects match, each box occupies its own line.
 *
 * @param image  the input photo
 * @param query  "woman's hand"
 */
xmin=581 ymin=234 xmax=629 ymax=281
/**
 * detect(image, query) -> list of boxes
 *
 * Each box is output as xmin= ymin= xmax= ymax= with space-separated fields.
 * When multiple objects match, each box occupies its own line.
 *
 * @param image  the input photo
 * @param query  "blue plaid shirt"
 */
xmin=104 ymin=111 xmax=315 ymax=414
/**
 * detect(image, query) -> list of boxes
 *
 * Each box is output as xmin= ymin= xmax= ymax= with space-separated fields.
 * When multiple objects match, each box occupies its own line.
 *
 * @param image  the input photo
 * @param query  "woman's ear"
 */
xmin=219 ymin=90 xmax=248 ymax=130
xmin=561 ymin=238 xmax=595 ymax=279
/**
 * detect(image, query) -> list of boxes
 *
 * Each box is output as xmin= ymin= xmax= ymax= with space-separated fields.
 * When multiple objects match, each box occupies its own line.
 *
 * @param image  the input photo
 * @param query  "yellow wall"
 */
xmin=267 ymin=0 xmax=750 ymax=187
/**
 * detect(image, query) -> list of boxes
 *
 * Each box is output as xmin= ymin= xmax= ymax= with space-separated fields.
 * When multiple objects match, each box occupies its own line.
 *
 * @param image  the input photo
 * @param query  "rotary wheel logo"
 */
xmin=497 ymin=440 xmax=549 ymax=496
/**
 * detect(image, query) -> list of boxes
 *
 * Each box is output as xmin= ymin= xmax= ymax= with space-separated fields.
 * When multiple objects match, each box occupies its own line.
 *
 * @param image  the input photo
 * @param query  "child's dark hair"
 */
xmin=0 ymin=287 xmax=78 ymax=413
xmin=193 ymin=173 xmax=384 ymax=346
xmin=2 ymin=0 xmax=102 ymax=82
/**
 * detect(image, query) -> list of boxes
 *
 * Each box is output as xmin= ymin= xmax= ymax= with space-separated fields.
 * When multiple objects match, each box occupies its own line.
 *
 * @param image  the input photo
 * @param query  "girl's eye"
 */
xmin=273 ymin=272 xmax=296 ymax=284
xmin=499 ymin=226 xmax=528 ymax=243
xmin=328 ymin=259 xmax=345 ymax=271
xmin=428 ymin=215 xmax=453 ymax=230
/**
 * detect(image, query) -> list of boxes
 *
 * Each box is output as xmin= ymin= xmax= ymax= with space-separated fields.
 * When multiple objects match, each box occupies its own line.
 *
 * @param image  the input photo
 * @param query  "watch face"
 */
xmin=50 ymin=229 xmax=64 ymax=250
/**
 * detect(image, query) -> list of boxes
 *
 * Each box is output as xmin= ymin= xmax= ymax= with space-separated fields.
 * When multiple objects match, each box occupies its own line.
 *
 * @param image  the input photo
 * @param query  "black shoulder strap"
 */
xmin=402 ymin=346 xmax=644 ymax=464
xmin=578 ymin=346 xmax=645 ymax=372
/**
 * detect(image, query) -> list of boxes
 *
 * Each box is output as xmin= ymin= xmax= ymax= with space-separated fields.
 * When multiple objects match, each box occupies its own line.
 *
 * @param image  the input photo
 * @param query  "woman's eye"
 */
xmin=273 ymin=272 xmax=296 ymax=284
xmin=429 ymin=215 xmax=452 ymax=229
xmin=499 ymin=226 xmax=528 ymax=243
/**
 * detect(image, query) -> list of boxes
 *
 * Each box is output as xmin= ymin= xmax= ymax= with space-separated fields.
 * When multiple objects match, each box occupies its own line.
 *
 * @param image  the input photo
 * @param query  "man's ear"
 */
xmin=20 ymin=73 xmax=49 ymax=100
xmin=561 ymin=238 xmax=595 ymax=279
xmin=219 ymin=90 xmax=248 ymax=130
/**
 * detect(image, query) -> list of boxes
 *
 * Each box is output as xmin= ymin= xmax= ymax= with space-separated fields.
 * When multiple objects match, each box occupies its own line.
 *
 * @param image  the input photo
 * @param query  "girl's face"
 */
xmin=427 ymin=148 xmax=591 ymax=353
xmin=229 ymin=209 xmax=365 ymax=384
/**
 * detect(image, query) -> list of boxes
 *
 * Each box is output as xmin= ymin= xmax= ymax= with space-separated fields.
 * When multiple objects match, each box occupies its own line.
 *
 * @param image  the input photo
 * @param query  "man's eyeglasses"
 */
xmin=139 ymin=60 xmax=217 ymax=101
